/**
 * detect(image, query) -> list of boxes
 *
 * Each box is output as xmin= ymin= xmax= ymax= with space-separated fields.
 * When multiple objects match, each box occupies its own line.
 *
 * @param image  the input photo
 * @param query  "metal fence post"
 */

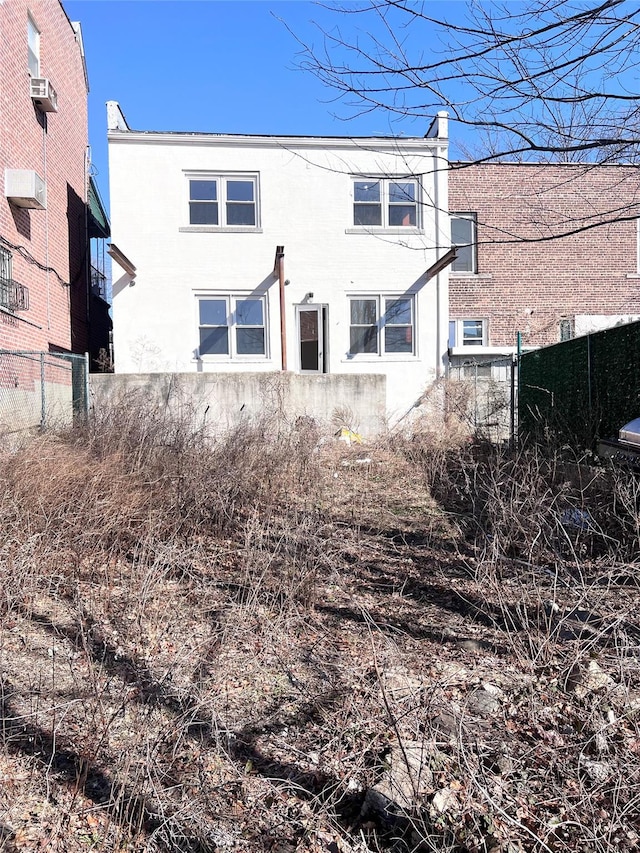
xmin=40 ymin=351 xmax=46 ymax=430
xmin=84 ymin=352 xmax=90 ymax=421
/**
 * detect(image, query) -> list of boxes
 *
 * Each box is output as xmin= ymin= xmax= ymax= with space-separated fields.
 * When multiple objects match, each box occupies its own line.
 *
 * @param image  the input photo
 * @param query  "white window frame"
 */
xmin=451 ymin=213 xmax=478 ymax=274
xmin=184 ymin=173 xmax=260 ymax=231
xmin=351 ymin=178 xmax=421 ymax=230
xmin=347 ymin=295 xmax=416 ymax=358
xmin=196 ymin=294 xmax=268 ymax=361
xmin=449 ymin=318 xmax=488 ymax=347
xmin=27 ymin=15 xmax=40 ymax=77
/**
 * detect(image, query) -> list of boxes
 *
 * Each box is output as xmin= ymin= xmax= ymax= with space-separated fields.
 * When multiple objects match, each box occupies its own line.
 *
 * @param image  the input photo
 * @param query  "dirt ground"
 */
xmin=0 ymin=428 xmax=639 ymax=852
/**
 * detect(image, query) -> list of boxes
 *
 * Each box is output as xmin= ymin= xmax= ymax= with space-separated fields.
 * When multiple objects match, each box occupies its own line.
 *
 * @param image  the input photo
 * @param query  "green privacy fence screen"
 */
xmin=518 ymin=320 xmax=640 ymax=449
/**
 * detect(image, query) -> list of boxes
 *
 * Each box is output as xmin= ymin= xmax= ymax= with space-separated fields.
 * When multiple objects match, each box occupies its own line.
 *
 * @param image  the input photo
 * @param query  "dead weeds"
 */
xmin=0 ymin=406 xmax=639 ymax=852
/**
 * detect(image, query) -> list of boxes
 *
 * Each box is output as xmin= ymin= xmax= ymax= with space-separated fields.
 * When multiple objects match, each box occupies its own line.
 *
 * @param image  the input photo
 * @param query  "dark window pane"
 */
xmin=451 ymin=217 xmax=473 ymax=245
xmin=300 ymin=310 xmax=318 ymax=341
xmin=389 ymin=182 xmax=416 ymax=203
xmin=354 ymin=204 xmax=382 ymax=226
xmin=199 ymin=299 xmax=227 ymax=325
xmin=190 ymin=202 xmax=219 ymax=225
xmin=300 ymin=309 xmax=319 ymax=370
xmin=350 ymin=325 xmax=378 ymax=354
xmin=200 ymin=327 xmax=229 ymax=355
xmin=385 ymin=326 xmax=413 ymax=353
xmin=354 ymin=181 xmax=380 ymax=202
xmin=452 ymin=244 xmax=473 ymax=272
xmin=351 ymin=299 xmax=377 ymax=325
xmin=451 ymin=216 xmax=475 ymax=272
xmin=388 ymin=204 xmax=416 ymax=226
xmin=226 ymin=203 xmax=256 ymax=226
xmin=227 ymin=180 xmax=254 ymax=201
xmin=463 ymin=320 xmax=483 ymax=340
xmin=236 ymin=327 xmax=265 ymax=355
xmin=236 ymin=299 xmax=263 ymax=326
xmin=385 ymin=299 xmax=412 ymax=325
xmin=300 ymin=340 xmax=319 ymax=371
xmin=190 ymin=180 xmax=217 ymax=201
xmin=462 ymin=320 xmax=484 ymax=344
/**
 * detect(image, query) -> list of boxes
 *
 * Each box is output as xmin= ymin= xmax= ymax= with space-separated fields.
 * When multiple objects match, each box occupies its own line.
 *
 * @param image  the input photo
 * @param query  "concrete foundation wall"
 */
xmin=90 ymin=372 xmax=387 ymax=438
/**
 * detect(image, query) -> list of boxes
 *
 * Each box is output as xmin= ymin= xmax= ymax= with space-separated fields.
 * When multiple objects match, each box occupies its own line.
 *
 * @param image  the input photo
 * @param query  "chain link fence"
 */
xmin=448 ymin=354 xmax=518 ymax=445
xmin=0 ymin=351 xmax=88 ymax=438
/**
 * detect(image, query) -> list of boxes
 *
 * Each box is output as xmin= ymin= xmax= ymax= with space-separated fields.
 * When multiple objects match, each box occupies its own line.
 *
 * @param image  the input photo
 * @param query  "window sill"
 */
xmin=195 ymin=356 xmax=270 ymax=363
xmin=344 ymin=227 xmax=424 ymax=236
xmin=180 ymin=226 xmax=263 ymax=234
xmin=449 ymin=272 xmax=493 ymax=279
xmin=626 ymin=273 xmax=640 ymax=279
xmin=0 ymin=304 xmax=41 ymax=328
xmin=449 ymin=346 xmax=515 ymax=356
xmin=341 ymin=355 xmax=418 ymax=363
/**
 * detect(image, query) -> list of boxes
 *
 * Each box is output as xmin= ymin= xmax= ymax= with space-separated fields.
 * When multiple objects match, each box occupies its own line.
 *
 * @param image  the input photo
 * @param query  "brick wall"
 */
xmin=0 ymin=0 xmax=88 ymax=353
xmin=449 ymin=163 xmax=640 ymax=348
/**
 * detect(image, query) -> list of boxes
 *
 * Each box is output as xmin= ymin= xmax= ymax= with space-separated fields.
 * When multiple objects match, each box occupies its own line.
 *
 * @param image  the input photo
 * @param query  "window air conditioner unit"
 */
xmin=30 ymin=77 xmax=58 ymax=112
xmin=4 ymin=169 xmax=47 ymax=210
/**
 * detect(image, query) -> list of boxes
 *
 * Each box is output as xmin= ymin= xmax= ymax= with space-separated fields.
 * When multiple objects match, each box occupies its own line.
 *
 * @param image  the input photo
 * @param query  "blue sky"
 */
xmin=62 ymin=0 xmax=459 ymax=211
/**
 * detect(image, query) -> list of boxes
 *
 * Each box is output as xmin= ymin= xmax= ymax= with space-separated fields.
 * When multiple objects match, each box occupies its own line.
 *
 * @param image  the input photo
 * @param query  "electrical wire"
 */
xmin=0 ymin=231 xmax=70 ymax=288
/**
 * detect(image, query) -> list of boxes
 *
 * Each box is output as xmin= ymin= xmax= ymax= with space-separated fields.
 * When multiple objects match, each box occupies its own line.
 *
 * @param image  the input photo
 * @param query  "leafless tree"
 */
xmin=295 ymin=0 xmax=640 ymax=164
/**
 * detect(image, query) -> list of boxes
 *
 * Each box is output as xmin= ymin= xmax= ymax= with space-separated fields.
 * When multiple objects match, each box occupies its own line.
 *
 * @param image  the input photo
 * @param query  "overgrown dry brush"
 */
xmin=0 ymin=396 xmax=638 ymax=852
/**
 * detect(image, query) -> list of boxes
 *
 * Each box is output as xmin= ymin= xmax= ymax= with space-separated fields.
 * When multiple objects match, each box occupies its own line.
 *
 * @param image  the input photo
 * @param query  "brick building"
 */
xmin=448 ymin=163 xmax=640 ymax=363
xmin=0 ymin=0 xmax=110 ymax=363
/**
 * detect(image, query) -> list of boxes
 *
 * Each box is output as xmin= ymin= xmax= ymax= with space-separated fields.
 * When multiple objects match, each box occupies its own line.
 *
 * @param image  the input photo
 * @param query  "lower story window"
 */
xmin=198 ymin=295 xmax=267 ymax=358
xmin=349 ymin=296 xmax=414 ymax=356
xmin=559 ymin=318 xmax=574 ymax=341
xmin=449 ymin=318 xmax=488 ymax=347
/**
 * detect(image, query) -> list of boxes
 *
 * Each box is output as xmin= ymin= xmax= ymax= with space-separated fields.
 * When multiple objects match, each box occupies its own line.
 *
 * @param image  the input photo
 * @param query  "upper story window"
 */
xmin=451 ymin=213 xmax=477 ymax=273
xmin=353 ymin=179 xmax=418 ymax=228
xmin=349 ymin=296 xmax=415 ymax=356
xmin=188 ymin=175 xmax=258 ymax=228
xmin=198 ymin=295 xmax=267 ymax=358
xmin=27 ymin=15 xmax=40 ymax=77
xmin=449 ymin=318 xmax=488 ymax=347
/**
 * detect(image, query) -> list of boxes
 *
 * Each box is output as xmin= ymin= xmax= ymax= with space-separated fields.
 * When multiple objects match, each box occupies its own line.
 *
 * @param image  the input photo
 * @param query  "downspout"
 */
xmin=433 ymin=155 xmax=443 ymax=379
xmin=275 ymin=245 xmax=287 ymax=370
xmin=430 ymin=112 xmax=449 ymax=380
xmin=85 ymin=147 xmax=91 ymax=361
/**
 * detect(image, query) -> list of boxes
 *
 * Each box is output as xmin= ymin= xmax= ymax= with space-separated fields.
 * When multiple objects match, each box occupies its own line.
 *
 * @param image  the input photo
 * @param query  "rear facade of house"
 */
xmin=107 ymin=105 xmax=451 ymax=422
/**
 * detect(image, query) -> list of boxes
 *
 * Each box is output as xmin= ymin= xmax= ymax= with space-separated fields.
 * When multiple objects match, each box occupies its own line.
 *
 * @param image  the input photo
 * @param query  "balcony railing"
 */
xmin=91 ymin=265 xmax=107 ymax=300
xmin=0 ymin=275 xmax=29 ymax=311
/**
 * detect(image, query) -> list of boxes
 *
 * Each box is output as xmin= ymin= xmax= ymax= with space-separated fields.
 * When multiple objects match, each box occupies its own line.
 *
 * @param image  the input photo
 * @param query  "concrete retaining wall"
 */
xmin=90 ymin=371 xmax=387 ymax=437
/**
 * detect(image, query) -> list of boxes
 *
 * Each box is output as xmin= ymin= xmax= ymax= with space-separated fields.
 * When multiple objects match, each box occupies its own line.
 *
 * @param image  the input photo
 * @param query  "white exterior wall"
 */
xmin=108 ymin=106 xmax=449 ymax=423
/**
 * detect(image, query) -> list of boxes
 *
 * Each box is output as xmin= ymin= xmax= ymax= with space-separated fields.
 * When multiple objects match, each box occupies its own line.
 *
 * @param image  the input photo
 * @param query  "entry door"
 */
xmin=297 ymin=304 xmax=326 ymax=373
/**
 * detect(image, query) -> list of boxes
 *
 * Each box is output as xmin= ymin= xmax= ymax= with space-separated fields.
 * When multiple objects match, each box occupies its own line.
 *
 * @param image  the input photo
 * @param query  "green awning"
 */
xmin=88 ymin=176 xmax=110 ymax=239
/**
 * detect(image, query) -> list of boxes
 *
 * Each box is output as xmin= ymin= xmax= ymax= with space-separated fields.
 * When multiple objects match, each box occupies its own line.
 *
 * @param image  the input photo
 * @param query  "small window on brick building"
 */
xmin=559 ymin=319 xmax=574 ymax=342
xmin=449 ymin=318 xmax=488 ymax=347
xmin=27 ymin=15 xmax=40 ymax=77
xmin=451 ymin=213 xmax=477 ymax=273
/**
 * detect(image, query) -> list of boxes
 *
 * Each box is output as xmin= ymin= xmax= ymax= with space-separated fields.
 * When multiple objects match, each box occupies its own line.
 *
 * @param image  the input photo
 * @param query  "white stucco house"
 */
xmin=106 ymin=102 xmax=450 ymax=424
